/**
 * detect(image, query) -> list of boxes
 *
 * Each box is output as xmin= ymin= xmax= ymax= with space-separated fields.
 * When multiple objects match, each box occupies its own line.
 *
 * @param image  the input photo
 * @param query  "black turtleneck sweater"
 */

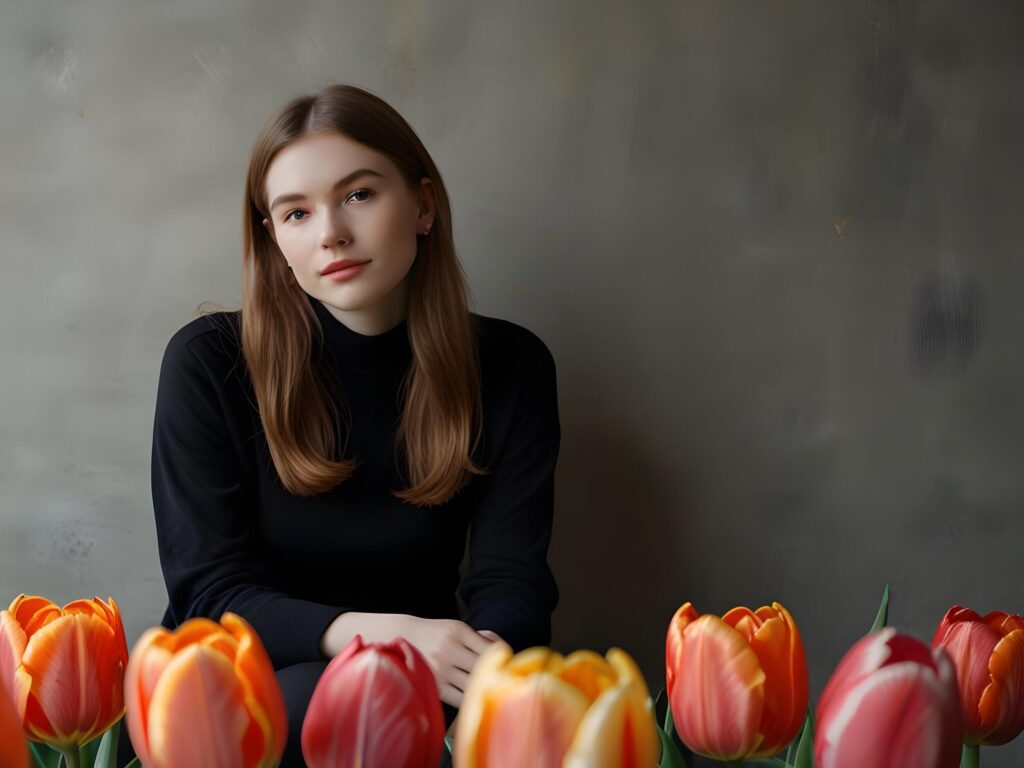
xmin=151 ymin=295 xmax=560 ymax=669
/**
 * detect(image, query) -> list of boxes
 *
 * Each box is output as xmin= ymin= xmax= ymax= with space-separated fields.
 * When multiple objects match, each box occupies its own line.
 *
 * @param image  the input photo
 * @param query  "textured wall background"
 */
xmin=2 ymin=1 xmax=1023 ymax=763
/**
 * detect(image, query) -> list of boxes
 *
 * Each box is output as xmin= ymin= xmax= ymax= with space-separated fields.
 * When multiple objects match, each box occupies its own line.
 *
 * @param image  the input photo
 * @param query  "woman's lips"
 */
xmin=323 ymin=262 xmax=370 ymax=281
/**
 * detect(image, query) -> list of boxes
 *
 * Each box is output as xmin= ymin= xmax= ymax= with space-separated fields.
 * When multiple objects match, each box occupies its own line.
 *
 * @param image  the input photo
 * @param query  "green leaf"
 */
xmin=78 ymin=734 xmax=100 ymax=768
xmin=793 ymin=705 xmax=815 ymax=768
xmin=93 ymin=720 xmax=119 ymax=768
xmin=122 ymin=759 xmax=141 ymax=768
xmin=444 ymin=735 xmax=453 ymax=754
xmin=29 ymin=742 xmax=61 ymax=768
xmin=664 ymin=699 xmax=676 ymax=742
xmin=869 ymin=584 xmax=890 ymax=634
xmin=657 ymin=725 xmax=687 ymax=768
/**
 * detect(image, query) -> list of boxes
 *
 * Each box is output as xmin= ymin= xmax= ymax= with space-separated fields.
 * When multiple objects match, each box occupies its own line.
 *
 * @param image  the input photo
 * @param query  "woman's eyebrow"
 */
xmin=270 ymin=168 xmax=384 ymax=212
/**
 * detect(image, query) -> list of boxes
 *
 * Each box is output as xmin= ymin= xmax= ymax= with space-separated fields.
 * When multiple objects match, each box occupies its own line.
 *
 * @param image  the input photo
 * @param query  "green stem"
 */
xmin=961 ymin=743 xmax=979 ymax=768
xmin=58 ymin=747 xmax=79 ymax=768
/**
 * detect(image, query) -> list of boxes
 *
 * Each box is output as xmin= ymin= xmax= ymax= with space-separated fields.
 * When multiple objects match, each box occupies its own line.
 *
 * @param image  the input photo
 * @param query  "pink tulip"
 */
xmin=932 ymin=605 xmax=1024 ymax=746
xmin=301 ymin=635 xmax=444 ymax=768
xmin=815 ymin=628 xmax=962 ymax=768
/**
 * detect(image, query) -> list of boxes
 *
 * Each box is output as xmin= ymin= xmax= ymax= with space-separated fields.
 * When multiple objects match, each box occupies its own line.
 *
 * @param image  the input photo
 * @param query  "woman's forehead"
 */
xmin=264 ymin=134 xmax=395 ymax=200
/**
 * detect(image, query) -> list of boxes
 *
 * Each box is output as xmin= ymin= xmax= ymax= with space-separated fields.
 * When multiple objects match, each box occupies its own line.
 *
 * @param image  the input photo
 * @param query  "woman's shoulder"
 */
xmin=161 ymin=309 xmax=244 ymax=376
xmin=470 ymin=312 xmax=556 ymax=371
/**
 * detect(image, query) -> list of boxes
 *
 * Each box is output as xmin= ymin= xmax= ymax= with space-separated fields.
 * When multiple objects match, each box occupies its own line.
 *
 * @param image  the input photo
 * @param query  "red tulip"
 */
xmin=0 ymin=672 xmax=29 ymax=768
xmin=932 ymin=605 xmax=1024 ymax=746
xmin=0 ymin=594 xmax=128 ymax=751
xmin=302 ymin=635 xmax=444 ymax=768
xmin=815 ymin=628 xmax=961 ymax=768
xmin=665 ymin=601 xmax=808 ymax=760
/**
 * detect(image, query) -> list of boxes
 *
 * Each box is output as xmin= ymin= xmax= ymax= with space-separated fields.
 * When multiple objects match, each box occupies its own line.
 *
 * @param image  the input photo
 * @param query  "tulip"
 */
xmin=454 ymin=641 xmax=660 ymax=768
xmin=931 ymin=605 xmax=1024 ymax=747
xmin=0 ymin=594 xmax=128 ymax=759
xmin=665 ymin=601 xmax=808 ymax=761
xmin=0 ymin=672 xmax=29 ymax=768
xmin=815 ymin=627 xmax=961 ymax=768
xmin=124 ymin=612 xmax=286 ymax=768
xmin=301 ymin=635 xmax=444 ymax=768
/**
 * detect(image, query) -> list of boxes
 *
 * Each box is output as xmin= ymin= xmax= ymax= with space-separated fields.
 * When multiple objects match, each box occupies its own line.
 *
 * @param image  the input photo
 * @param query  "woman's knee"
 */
xmin=276 ymin=660 xmax=330 ymax=768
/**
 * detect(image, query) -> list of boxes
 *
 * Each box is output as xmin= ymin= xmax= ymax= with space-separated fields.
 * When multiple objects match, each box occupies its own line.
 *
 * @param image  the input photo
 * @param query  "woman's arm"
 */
xmin=152 ymin=322 xmax=346 ymax=669
xmin=459 ymin=333 xmax=561 ymax=652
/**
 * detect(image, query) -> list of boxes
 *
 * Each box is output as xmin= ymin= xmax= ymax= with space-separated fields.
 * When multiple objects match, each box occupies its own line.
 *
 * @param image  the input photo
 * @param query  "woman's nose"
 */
xmin=319 ymin=207 xmax=351 ymax=248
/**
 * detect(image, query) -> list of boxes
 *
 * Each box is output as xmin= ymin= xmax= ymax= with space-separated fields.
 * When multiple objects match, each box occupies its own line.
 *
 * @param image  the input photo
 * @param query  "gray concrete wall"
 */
xmin=2 ymin=1 xmax=1022 ymax=763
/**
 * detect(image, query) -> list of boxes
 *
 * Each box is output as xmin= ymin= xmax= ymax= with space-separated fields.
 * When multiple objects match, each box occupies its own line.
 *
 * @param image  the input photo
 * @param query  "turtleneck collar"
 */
xmin=309 ymin=295 xmax=412 ymax=375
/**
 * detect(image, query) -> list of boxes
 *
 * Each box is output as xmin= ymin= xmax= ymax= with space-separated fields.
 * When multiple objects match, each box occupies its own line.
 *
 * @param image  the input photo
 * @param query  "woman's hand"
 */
xmin=319 ymin=612 xmax=502 ymax=708
xmin=398 ymin=616 xmax=499 ymax=708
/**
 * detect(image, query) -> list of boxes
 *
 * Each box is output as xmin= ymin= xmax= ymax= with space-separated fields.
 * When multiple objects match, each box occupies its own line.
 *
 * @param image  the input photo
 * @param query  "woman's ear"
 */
xmin=262 ymin=217 xmax=276 ymax=243
xmin=417 ymin=178 xmax=436 ymax=230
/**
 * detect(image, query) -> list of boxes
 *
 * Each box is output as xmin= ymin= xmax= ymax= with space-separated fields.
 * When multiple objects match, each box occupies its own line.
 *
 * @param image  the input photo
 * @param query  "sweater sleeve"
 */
xmin=151 ymin=324 xmax=345 ymax=669
xmin=460 ymin=335 xmax=561 ymax=652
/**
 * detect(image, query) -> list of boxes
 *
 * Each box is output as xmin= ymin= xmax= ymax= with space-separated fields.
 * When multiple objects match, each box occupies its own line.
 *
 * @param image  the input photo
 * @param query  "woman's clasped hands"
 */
xmin=320 ymin=611 xmax=503 ymax=707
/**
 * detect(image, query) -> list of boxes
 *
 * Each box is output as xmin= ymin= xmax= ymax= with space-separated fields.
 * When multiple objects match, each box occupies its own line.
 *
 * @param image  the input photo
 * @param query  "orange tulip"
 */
xmin=0 ymin=672 xmax=29 ymax=768
xmin=931 ymin=605 xmax=1024 ymax=746
xmin=454 ymin=642 xmax=660 ymax=768
xmin=301 ymin=635 xmax=444 ymax=768
xmin=665 ymin=601 xmax=808 ymax=761
xmin=124 ymin=612 xmax=287 ymax=768
xmin=0 ymin=594 xmax=128 ymax=752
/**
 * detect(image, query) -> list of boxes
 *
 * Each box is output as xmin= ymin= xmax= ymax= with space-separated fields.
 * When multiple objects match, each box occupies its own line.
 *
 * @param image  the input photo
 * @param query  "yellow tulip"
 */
xmin=454 ymin=642 xmax=660 ymax=768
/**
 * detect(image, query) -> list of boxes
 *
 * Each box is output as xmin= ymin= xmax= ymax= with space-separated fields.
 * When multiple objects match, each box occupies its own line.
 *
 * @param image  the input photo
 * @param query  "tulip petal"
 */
xmin=0 ymin=610 xmax=30 ymax=721
xmin=746 ymin=604 xmax=809 ymax=757
xmin=564 ymin=677 xmax=660 ymax=768
xmin=9 ymin=596 xmax=60 ymax=634
xmin=0 ymin=672 xmax=29 ymax=768
xmin=667 ymin=615 xmax=766 ymax=760
xmin=936 ymin=621 xmax=1000 ymax=741
xmin=564 ymin=649 xmax=660 ymax=768
xmin=454 ymin=641 xmax=513 ymax=768
xmin=124 ymin=628 xmax=175 ymax=768
xmin=303 ymin=645 xmax=438 ymax=768
xmin=21 ymin=612 xmax=123 ymax=747
xmin=147 ymin=644 xmax=250 ymax=768
xmin=558 ymin=650 xmax=617 ymax=702
xmin=665 ymin=603 xmax=701 ymax=694
xmin=816 ymin=628 xmax=894 ymax=724
xmin=482 ymin=672 xmax=590 ymax=768
xmin=505 ymin=646 xmax=564 ymax=677
xmin=222 ymin=613 xmax=287 ymax=766
xmin=976 ymin=628 xmax=1024 ymax=745
xmin=816 ymin=660 xmax=960 ymax=768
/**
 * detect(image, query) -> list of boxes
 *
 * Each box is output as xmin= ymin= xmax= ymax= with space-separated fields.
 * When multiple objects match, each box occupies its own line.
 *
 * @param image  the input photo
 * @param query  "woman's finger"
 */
xmin=458 ymin=624 xmax=494 ymax=655
xmin=439 ymin=682 xmax=463 ymax=709
xmin=447 ymin=665 xmax=470 ymax=692
xmin=449 ymin=644 xmax=480 ymax=674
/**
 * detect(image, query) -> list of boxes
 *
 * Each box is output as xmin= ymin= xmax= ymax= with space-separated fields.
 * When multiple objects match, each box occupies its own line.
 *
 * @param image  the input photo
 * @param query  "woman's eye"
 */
xmin=285 ymin=210 xmax=307 ymax=222
xmin=347 ymin=188 xmax=373 ymax=203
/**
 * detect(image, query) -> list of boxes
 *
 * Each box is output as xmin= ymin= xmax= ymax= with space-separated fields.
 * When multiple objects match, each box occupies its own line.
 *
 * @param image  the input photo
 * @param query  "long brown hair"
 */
xmin=236 ymin=83 xmax=488 ymax=504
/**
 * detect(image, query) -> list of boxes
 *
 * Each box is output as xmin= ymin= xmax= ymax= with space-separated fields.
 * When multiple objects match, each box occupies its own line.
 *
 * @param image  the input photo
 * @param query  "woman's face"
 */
xmin=262 ymin=132 xmax=434 ymax=334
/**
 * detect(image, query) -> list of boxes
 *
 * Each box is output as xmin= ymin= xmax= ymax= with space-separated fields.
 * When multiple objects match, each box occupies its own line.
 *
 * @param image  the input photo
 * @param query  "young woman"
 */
xmin=126 ymin=84 xmax=561 ymax=766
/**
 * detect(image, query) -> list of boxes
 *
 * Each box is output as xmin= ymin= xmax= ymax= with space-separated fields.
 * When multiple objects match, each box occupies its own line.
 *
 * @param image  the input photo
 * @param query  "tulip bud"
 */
xmin=301 ymin=635 xmax=444 ymax=768
xmin=815 ymin=628 xmax=961 ymax=768
xmin=665 ymin=601 xmax=808 ymax=761
xmin=932 ymin=605 xmax=1024 ymax=746
xmin=454 ymin=642 xmax=660 ymax=768
xmin=124 ymin=612 xmax=287 ymax=768
xmin=0 ymin=672 xmax=29 ymax=768
xmin=0 ymin=594 xmax=128 ymax=752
